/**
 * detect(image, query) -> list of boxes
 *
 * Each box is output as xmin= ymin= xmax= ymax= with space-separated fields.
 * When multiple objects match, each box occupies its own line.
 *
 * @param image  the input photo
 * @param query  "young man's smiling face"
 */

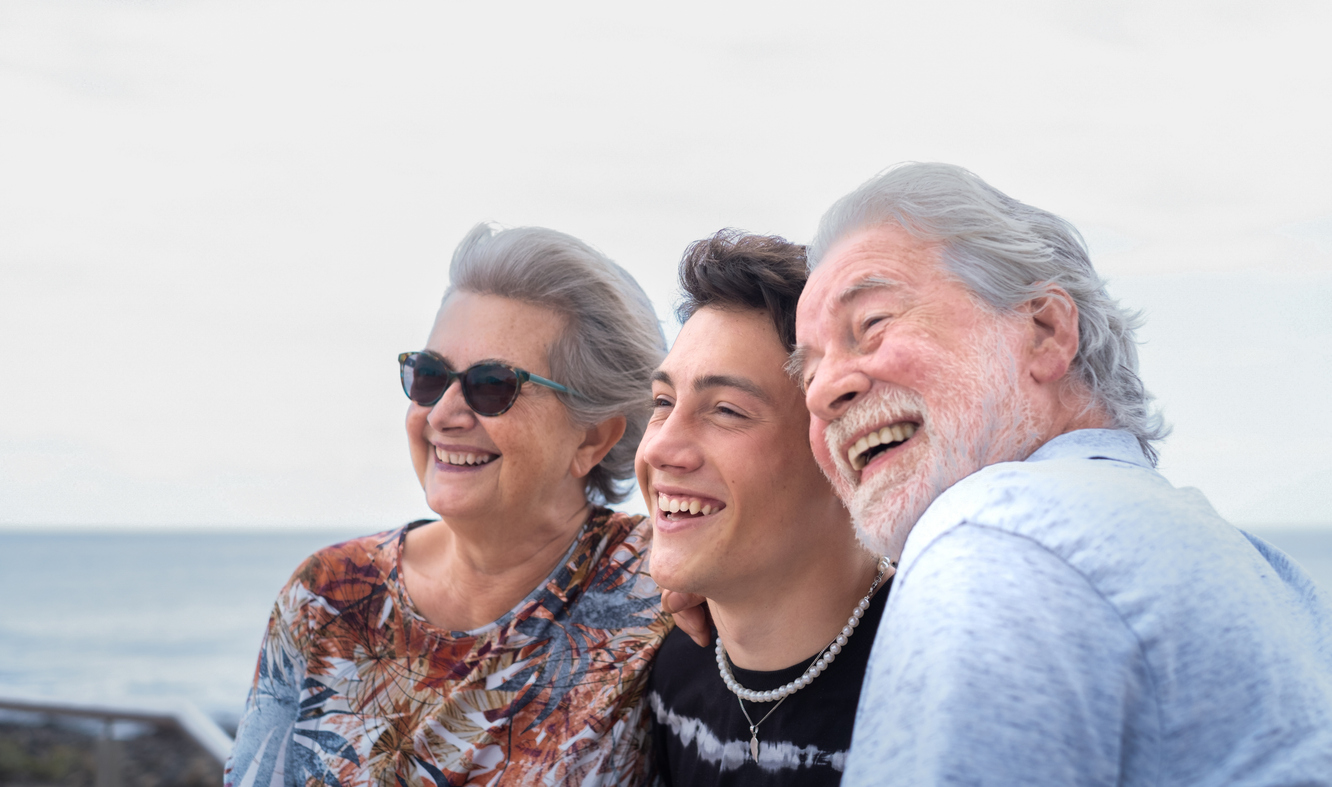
xmin=796 ymin=223 xmax=1043 ymax=559
xmin=636 ymin=305 xmax=847 ymax=600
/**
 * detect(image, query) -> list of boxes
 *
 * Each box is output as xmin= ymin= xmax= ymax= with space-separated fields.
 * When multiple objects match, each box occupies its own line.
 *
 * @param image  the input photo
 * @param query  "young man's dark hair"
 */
xmin=675 ymin=229 xmax=807 ymax=352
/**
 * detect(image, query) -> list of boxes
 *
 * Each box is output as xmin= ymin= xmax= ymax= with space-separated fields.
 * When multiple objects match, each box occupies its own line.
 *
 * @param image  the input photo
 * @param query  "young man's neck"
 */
xmin=708 ymin=537 xmax=883 ymax=672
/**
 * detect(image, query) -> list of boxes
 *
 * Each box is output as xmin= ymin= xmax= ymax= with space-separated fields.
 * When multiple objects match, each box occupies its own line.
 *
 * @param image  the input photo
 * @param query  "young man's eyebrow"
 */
xmin=691 ymin=374 xmax=772 ymax=405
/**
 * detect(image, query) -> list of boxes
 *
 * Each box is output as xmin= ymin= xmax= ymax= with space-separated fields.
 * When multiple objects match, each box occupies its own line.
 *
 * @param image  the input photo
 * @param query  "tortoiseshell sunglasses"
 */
xmin=398 ymin=351 xmax=578 ymax=416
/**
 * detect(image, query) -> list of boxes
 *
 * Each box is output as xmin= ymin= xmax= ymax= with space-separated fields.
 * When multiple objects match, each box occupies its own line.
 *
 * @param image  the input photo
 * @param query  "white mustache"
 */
xmin=824 ymin=387 xmax=928 ymax=478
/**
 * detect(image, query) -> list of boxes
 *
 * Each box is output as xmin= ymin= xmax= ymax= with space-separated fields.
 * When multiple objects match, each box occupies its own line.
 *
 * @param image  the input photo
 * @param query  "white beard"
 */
xmin=822 ymin=323 xmax=1043 ymax=559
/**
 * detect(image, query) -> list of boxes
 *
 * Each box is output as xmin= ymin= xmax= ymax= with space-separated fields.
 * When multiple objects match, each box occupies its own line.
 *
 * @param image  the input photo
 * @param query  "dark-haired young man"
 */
xmin=637 ymin=230 xmax=889 ymax=785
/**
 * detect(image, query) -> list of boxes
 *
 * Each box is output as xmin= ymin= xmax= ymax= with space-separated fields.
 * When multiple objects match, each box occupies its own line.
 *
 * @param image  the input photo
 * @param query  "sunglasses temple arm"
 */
xmin=524 ymin=372 xmax=580 ymax=398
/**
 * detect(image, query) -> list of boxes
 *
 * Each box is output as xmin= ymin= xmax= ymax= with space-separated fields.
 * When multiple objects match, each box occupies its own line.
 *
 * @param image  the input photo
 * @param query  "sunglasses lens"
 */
xmin=463 ymin=364 xmax=520 ymax=415
xmin=402 ymin=353 xmax=450 ymax=405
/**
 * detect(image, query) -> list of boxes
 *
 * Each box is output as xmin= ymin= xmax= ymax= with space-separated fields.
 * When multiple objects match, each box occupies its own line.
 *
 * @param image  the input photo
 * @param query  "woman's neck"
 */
xmin=401 ymin=498 xmax=591 ymax=631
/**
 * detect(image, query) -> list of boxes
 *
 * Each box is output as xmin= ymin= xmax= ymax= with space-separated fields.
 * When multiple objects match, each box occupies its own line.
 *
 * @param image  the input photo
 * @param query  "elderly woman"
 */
xmin=225 ymin=224 xmax=671 ymax=786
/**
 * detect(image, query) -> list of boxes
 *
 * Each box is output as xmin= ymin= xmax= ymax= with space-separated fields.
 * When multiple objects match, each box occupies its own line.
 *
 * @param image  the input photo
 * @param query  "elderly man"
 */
xmin=641 ymin=230 xmax=889 ymax=785
xmin=793 ymin=163 xmax=1332 ymax=785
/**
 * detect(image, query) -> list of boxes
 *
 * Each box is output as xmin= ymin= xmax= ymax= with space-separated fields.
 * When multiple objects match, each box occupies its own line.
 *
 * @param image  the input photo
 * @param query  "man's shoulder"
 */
xmin=896 ymin=429 xmax=1255 ymax=616
xmin=895 ymin=430 xmax=1332 ymax=653
xmin=907 ymin=430 xmax=1206 ymax=563
xmin=650 ymin=626 xmax=715 ymax=692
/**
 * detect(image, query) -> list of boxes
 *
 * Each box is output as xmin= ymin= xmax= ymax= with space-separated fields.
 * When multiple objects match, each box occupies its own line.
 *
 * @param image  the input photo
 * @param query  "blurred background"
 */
xmin=2 ymin=0 xmax=1329 ymax=764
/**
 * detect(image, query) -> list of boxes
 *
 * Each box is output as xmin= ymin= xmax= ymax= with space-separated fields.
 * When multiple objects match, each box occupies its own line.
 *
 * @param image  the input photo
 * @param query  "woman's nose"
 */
xmin=426 ymin=379 xmax=476 ymax=431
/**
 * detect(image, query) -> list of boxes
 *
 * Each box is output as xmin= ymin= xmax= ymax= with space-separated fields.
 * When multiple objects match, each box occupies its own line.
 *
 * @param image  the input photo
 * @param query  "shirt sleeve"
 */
xmin=842 ymin=523 xmax=1150 ymax=787
xmin=223 ymin=597 xmax=308 ymax=787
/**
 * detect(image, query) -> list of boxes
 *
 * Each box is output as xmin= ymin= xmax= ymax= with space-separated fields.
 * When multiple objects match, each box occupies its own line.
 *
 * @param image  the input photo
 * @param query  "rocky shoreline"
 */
xmin=0 ymin=720 xmax=218 ymax=787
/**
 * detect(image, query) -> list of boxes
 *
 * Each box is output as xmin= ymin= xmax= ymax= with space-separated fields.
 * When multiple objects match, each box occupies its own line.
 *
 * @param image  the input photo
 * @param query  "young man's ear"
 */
xmin=1022 ymin=288 xmax=1080 ymax=385
xmin=571 ymin=416 xmax=627 ymax=478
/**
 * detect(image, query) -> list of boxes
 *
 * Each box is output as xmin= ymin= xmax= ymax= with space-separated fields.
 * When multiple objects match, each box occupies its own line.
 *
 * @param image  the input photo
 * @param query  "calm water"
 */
xmin=2 ymin=526 xmax=1330 ymax=727
xmin=0 ymin=528 xmax=367 ymax=728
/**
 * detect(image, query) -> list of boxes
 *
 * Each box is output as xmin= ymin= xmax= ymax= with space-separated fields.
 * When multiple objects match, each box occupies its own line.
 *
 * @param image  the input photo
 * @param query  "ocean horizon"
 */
xmin=2 ymin=525 xmax=1330 ymax=729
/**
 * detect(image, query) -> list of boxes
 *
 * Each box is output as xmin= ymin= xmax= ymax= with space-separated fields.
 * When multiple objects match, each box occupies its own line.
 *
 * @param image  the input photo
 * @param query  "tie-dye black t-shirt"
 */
xmin=647 ymin=583 xmax=888 ymax=786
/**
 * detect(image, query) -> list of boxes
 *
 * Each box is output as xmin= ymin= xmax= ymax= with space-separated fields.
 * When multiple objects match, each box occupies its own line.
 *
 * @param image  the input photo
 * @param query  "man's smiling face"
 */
xmin=795 ymin=223 xmax=1042 ymax=558
xmin=635 ymin=305 xmax=847 ymax=599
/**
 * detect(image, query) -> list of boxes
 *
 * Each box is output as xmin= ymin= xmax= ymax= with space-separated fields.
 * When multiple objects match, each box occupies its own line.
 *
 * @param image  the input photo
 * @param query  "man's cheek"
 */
xmin=808 ymin=416 xmax=839 ymax=479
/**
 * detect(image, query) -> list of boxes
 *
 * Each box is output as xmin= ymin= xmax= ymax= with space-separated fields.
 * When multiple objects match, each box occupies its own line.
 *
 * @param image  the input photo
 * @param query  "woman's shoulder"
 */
xmin=573 ymin=508 xmax=660 ymax=601
xmin=280 ymin=524 xmax=415 ymax=611
xmin=590 ymin=508 xmax=653 ymax=557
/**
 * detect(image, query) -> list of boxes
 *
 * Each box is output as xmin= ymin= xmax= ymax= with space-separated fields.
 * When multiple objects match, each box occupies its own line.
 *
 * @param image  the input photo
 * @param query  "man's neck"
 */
xmin=708 ymin=543 xmax=883 ymax=672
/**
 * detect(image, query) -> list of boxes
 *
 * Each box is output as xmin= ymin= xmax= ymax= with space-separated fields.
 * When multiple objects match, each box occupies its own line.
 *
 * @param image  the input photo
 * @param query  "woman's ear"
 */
xmin=1021 ymin=288 xmax=1080 ymax=385
xmin=571 ymin=415 xmax=627 ymax=478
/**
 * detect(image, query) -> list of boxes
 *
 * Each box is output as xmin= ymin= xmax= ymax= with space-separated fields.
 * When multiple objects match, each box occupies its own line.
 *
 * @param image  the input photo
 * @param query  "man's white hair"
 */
xmin=808 ymin=162 xmax=1169 ymax=464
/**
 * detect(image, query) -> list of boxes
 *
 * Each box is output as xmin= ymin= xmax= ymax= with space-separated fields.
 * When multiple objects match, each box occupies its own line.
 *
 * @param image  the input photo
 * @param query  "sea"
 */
xmin=2 ymin=526 xmax=1331 ymax=731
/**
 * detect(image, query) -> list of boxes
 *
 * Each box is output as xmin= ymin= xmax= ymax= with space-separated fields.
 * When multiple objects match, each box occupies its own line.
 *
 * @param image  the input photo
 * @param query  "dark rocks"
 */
xmin=0 ymin=721 xmax=217 ymax=787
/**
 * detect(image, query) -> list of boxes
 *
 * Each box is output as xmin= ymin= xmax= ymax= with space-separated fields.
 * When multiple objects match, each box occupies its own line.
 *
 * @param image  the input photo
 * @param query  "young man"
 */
xmin=637 ymin=230 xmax=889 ymax=785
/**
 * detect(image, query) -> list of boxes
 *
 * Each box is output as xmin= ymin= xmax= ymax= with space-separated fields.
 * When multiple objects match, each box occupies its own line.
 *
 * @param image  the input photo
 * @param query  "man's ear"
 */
xmin=1022 ymin=288 xmax=1080 ymax=385
xmin=571 ymin=415 xmax=627 ymax=479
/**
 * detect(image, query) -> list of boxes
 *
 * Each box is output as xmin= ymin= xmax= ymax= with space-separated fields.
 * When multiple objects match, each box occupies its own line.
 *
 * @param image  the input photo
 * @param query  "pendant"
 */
xmin=749 ymin=728 xmax=760 ymax=763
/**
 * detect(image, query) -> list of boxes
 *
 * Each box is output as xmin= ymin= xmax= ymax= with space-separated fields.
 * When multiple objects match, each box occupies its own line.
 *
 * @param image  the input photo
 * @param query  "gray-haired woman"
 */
xmin=225 ymin=224 xmax=670 ymax=786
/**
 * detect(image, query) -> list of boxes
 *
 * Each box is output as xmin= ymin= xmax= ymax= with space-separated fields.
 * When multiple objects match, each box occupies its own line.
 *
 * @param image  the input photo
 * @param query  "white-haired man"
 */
xmin=793 ymin=163 xmax=1332 ymax=785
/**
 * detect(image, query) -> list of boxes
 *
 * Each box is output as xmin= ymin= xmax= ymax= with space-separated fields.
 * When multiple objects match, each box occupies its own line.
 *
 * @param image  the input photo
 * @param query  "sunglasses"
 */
xmin=398 ymin=351 xmax=577 ymax=416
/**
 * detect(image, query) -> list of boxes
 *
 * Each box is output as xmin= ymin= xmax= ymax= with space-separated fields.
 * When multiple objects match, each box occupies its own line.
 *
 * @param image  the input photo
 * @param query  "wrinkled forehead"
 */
xmin=800 ymin=225 xmax=948 ymax=316
xmin=793 ymin=230 xmax=950 ymax=383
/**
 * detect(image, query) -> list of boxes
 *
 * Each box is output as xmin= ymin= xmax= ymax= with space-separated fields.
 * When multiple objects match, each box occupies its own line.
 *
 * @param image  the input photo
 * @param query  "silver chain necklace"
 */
xmin=716 ymin=556 xmax=891 ymax=763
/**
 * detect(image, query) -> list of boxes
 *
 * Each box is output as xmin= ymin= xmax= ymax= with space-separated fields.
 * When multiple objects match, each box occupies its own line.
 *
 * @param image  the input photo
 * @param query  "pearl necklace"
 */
xmin=715 ymin=556 xmax=891 ymax=704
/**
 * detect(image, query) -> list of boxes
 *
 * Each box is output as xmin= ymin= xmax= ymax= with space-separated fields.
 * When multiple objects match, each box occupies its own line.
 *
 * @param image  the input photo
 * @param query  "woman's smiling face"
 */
xmin=407 ymin=291 xmax=590 ymax=524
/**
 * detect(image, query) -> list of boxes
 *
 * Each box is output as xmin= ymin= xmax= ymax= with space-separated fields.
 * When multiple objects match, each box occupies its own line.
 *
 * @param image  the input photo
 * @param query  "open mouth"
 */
xmin=657 ymin=494 xmax=725 ymax=520
xmin=847 ymin=422 xmax=918 ymax=471
xmin=435 ymin=446 xmax=498 ymax=467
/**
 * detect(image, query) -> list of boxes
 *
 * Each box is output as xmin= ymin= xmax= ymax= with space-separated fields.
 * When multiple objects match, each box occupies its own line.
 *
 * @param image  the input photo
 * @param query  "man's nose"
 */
xmin=641 ymin=413 xmax=702 ymax=474
xmin=805 ymin=356 xmax=871 ymax=422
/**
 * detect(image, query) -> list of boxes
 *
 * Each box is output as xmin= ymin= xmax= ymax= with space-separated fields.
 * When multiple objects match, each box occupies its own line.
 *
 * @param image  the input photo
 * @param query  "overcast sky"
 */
xmin=2 ymin=0 xmax=1329 ymax=529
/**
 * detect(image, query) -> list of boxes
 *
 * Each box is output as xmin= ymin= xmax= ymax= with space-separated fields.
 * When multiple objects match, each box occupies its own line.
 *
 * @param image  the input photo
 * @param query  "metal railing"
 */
xmin=0 ymin=694 xmax=233 ymax=786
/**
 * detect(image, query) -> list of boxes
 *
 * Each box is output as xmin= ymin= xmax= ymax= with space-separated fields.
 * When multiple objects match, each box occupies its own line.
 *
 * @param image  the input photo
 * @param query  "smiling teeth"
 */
xmin=658 ymin=494 xmax=715 ymax=517
xmin=435 ymin=447 xmax=497 ymax=466
xmin=848 ymin=422 xmax=919 ymax=470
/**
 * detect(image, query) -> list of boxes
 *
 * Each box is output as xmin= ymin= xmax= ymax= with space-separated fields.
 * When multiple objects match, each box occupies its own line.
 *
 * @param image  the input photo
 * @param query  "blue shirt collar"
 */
xmin=1025 ymin=428 xmax=1151 ymax=468
xmin=895 ymin=429 xmax=1152 ymax=574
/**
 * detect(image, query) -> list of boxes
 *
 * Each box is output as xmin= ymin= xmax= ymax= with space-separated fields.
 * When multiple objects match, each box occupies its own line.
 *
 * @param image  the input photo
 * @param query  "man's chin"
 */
xmin=846 ymin=467 xmax=941 ymax=560
xmin=850 ymin=499 xmax=918 ymax=560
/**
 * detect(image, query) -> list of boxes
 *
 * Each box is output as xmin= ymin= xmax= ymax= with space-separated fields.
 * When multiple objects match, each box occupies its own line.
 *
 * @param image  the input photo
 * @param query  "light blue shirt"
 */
xmin=843 ymin=429 xmax=1332 ymax=786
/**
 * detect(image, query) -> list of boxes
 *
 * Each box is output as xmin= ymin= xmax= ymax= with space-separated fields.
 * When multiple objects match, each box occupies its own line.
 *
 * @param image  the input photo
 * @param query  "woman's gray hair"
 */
xmin=444 ymin=223 xmax=666 ymax=504
xmin=808 ymin=162 xmax=1169 ymax=464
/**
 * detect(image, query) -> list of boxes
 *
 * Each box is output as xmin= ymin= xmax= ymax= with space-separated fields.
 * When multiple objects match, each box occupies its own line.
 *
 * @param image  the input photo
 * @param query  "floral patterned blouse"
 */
xmin=224 ymin=509 xmax=669 ymax=787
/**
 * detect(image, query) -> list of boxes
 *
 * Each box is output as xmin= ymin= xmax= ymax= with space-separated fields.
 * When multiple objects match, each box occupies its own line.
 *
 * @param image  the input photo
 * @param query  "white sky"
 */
xmin=2 ymin=0 xmax=1330 ymax=528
